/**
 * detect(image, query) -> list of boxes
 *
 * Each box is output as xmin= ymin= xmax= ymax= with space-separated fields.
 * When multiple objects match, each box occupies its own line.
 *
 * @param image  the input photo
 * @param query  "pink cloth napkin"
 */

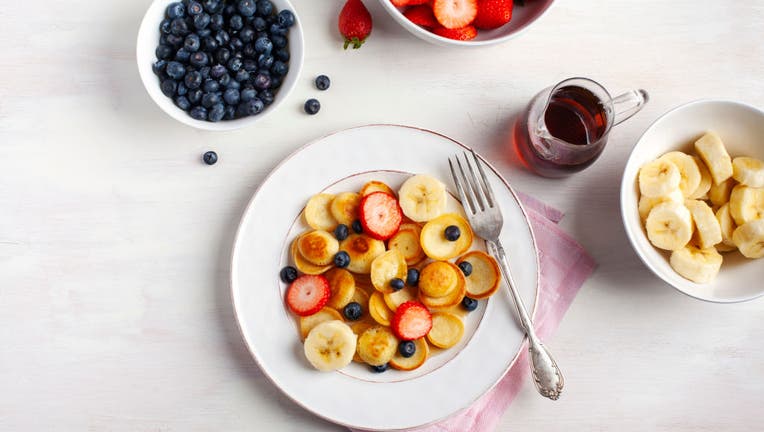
xmin=352 ymin=193 xmax=596 ymax=432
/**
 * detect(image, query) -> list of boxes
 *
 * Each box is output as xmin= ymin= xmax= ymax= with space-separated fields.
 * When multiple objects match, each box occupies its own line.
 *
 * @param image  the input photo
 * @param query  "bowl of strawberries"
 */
xmin=379 ymin=0 xmax=555 ymax=46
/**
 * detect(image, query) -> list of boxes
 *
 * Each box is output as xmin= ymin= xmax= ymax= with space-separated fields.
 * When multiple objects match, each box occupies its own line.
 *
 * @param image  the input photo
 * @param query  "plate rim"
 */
xmin=229 ymin=124 xmax=541 ymax=430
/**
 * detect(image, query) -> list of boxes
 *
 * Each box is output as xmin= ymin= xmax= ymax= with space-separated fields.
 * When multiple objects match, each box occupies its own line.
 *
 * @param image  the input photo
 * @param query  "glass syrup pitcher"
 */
xmin=514 ymin=77 xmax=649 ymax=178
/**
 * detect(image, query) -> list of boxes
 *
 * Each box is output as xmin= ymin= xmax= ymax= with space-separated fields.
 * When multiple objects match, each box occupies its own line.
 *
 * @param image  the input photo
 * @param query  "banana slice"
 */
xmin=638 ymin=190 xmax=684 ymax=221
xmin=728 ymin=185 xmax=764 ymax=225
xmin=715 ymin=203 xmax=737 ymax=250
xmin=669 ymin=245 xmax=723 ymax=284
xmin=645 ymin=201 xmax=694 ymax=251
xmin=659 ymin=152 xmax=701 ymax=198
xmin=360 ymin=180 xmax=396 ymax=197
xmin=297 ymin=230 xmax=340 ymax=266
xmin=426 ymin=312 xmax=464 ymax=349
xmin=398 ymin=174 xmax=447 ymax=222
xmin=339 ymin=233 xmax=386 ymax=274
xmin=368 ymin=291 xmax=394 ymax=326
xmin=457 ymin=251 xmax=501 ymax=299
xmin=384 ymin=286 xmax=417 ymax=312
xmin=685 ymin=199 xmax=722 ymax=249
xmin=291 ymin=237 xmax=332 ymax=275
xmin=388 ymin=228 xmax=426 ymax=266
xmin=330 ymin=192 xmax=361 ymax=226
xmin=389 ymin=338 xmax=429 ymax=371
xmin=732 ymin=219 xmax=764 ymax=258
xmin=303 ymin=320 xmax=357 ymax=371
xmin=638 ymin=158 xmax=681 ymax=198
xmin=370 ymin=249 xmax=408 ymax=293
xmin=420 ymin=213 xmax=474 ymax=260
xmin=708 ymin=178 xmax=736 ymax=207
xmin=357 ymin=326 xmax=398 ymax=366
xmin=419 ymin=261 xmax=461 ymax=298
xmin=299 ymin=307 xmax=343 ymax=340
xmin=732 ymin=156 xmax=764 ymax=187
xmin=694 ymin=132 xmax=733 ymax=185
xmin=690 ymin=156 xmax=713 ymax=199
xmin=325 ymin=268 xmax=356 ymax=310
xmin=305 ymin=193 xmax=338 ymax=231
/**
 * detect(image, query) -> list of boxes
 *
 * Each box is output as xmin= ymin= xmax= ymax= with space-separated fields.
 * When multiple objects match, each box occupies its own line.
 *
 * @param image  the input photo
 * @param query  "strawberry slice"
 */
xmin=474 ymin=0 xmax=513 ymax=29
xmin=432 ymin=0 xmax=478 ymax=29
xmin=391 ymin=0 xmax=430 ymax=6
xmin=433 ymin=25 xmax=477 ymax=40
xmin=359 ymin=192 xmax=402 ymax=241
xmin=286 ymin=275 xmax=330 ymax=317
xmin=391 ymin=301 xmax=433 ymax=340
xmin=403 ymin=5 xmax=439 ymax=28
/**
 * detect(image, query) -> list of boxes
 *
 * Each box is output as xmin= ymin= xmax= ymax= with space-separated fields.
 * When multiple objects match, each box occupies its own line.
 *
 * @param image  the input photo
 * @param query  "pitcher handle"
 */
xmin=612 ymin=89 xmax=649 ymax=126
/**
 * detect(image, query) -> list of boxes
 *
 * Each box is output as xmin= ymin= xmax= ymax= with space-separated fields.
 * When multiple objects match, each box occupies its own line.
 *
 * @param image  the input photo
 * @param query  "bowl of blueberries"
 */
xmin=137 ymin=0 xmax=303 ymax=130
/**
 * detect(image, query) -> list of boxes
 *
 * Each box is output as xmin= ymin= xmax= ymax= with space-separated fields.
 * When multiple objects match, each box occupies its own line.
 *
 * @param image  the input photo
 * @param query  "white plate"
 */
xmin=231 ymin=125 xmax=538 ymax=430
xmin=621 ymin=100 xmax=764 ymax=303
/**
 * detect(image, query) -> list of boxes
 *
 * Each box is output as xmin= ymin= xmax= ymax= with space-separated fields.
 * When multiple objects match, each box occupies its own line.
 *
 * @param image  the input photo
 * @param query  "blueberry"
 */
xmin=225 ymin=79 xmax=240 ymax=89
xmin=204 ymin=0 xmax=222 ymax=13
xmin=160 ymin=79 xmax=177 ymax=97
xmin=271 ymin=60 xmax=287 ymax=77
xmin=184 ymin=34 xmax=201 ymax=51
xmin=458 ymin=261 xmax=473 ymax=276
xmin=189 ymin=105 xmax=207 ymax=120
xmin=343 ymin=302 xmax=362 ymax=321
xmin=199 ymin=66 xmax=211 ymax=79
xmin=255 ymin=37 xmax=272 ymax=55
xmin=223 ymin=88 xmax=240 ymax=105
xmin=203 ymin=79 xmax=219 ymax=93
xmin=370 ymin=363 xmax=389 ymax=373
xmin=210 ymin=13 xmax=224 ymax=30
xmin=184 ymin=71 xmax=203 ymax=89
xmin=229 ymin=14 xmax=244 ymax=30
xmin=461 ymin=296 xmax=478 ymax=312
xmin=258 ymin=89 xmax=274 ymax=105
xmin=218 ymin=73 xmax=231 ymax=86
xmin=176 ymin=81 xmax=188 ymax=95
xmin=152 ymin=59 xmax=167 ymax=76
xmin=270 ymin=76 xmax=282 ymax=88
xmin=201 ymin=92 xmax=221 ymax=108
xmin=188 ymin=88 xmax=203 ymax=104
xmin=253 ymin=72 xmax=271 ymax=90
xmin=193 ymin=13 xmax=211 ymax=29
xmin=279 ymin=265 xmax=298 ymax=283
xmin=155 ymin=43 xmax=173 ymax=59
xmin=315 ymin=75 xmax=330 ymax=91
xmin=243 ymin=58 xmax=258 ymax=72
xmin=189 ymin=51 xmax=208 ymax=67
xmin=268 ymin=50 xmax=286 ymax=65
xmin=271 ymin=35 xmax=287 ymax=49
xmin=187 ymin=1 xmax=203 ymax=15
xmin=240 ymin=27 xmax=256 ymax=42
xmin=238 ymin=98 xmax=263 ymax=116
xmin=210 ymin=64 xmax=227 ymax=78
xmin=390 ymin=278 xmax=405 ymax=291
xmin=398 ymin=341 xmax=416 ymax=358
xmin=214 ymin=29 xmax=230 ymax=46
xmin=166 ymin=2 xmax=185 ymax=19
xmin=203 ymin=150 xmax=218 ymax=165
xmin=269 ymin=23 xmax=286 ymax=37
xmin=166 ymin=61 xmax=186 ymax=79
xmin=227 ymin=57 xmax=243 ymax=72
xmin=257 ymin=54 xmax=274 ymax=69
xmin=277 ymin=10 xmax=295 ymax=28
xmin=304 ymin=98 xmax=320 ymax=115
xmin=223 ymin=4 xmax=237 ymax=16
xmin=352 ymin=219 xmax=363 ymax=233
xmin=215 ymin=47 xmax=231 ymax=64
xmin=333 ymin=251 xmax=350 ymax=268
xmin=224 ymin=104 xmax=237 ymax=120
xmin=175 ymin=47 xmax=191 ymax=62
xmin=238 ymin=0 xmax=257 ymax=17
xmin=444 ymin=225 xmax=461 ymax=241
xmin=406 ymin=268 xmax=420 ymax=287
xmin=170 ymin=17 xmax=189 ymax=36
xmin=253 ymin=16 xmax=267 ymax=31
xmin=160 ymin=18 xmax=172 ymax=34
xmin=240 ymin=88 xmax=256 ymax=102
xmin=235 ymin=69 xmax=250 ymax=82
xmin=208 ymin=103 xmax=225 ymax=122
xmin=202 ymin=36 xmax=219 ymax=51
xmin=174 ymin=95 xmax=191 ymax=110
xmin=166 ymin=34 xmax=184 ymax=46
xmin=333 ymin=224 xmax=349 ymax=241
xmin=256 ymin=0 xmax=273 ymax=16
xmin=243 ymin=43 xmax=256 ymax=58
xmin=229 ymin=37 xmax=244 ymax=51
xmin=196 ymin=28 xmax=211 ymax=38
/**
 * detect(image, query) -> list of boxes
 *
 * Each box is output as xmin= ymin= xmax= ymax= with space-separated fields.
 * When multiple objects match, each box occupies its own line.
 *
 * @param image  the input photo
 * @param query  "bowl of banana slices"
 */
xmin=621 ymin=99 xmax=764 ymax=303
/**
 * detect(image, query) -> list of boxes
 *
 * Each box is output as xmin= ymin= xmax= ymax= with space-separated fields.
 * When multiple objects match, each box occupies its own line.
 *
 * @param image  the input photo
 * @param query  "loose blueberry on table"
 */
xmin=315 ymin=74 xmax=330 ymax=91
xmin=202 ymin=150 xmax=218 ymax=165
xmin=304 ymin=98 xmax=321 ymax=115
xmin=152 ymin=0 xmax=295 ymax=122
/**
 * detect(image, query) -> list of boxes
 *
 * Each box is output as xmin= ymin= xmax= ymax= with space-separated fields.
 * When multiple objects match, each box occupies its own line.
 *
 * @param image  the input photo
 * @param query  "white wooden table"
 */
xmin=1 ymin=0 xmax=763 ymax=430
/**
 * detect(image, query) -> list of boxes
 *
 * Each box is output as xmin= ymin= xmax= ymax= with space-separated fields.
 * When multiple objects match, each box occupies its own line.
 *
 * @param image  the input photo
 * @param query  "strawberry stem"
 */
xmin=343 ymin=37 xmax=365 ymax=50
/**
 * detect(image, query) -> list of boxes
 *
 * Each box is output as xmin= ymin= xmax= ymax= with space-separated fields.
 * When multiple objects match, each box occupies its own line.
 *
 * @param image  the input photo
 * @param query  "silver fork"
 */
xmin=449 ymin=150 xmax=564 ymax=400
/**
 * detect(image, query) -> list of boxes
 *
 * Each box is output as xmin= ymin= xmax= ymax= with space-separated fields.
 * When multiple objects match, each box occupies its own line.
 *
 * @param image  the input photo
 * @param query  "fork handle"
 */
xmin=488 ymin=239 xmax=564 ymax=400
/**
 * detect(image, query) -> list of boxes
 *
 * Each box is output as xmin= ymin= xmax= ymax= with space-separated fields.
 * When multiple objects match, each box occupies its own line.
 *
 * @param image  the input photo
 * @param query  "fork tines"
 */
xmin=448 ymin=150 xmax=496 ymax=215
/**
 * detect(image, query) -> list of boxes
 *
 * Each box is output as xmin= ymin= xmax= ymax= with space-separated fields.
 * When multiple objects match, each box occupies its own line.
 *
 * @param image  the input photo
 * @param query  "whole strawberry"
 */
xmin=339 ymin=0 xmax=373 ymax=49
xmin=474 ymin=0 xmax=513 ymax=30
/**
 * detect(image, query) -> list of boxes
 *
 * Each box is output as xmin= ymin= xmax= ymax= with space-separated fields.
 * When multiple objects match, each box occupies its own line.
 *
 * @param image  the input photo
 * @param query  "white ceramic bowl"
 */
xmin=621 ymin=100 xmax=764 ymax=303
xmin=377 ymin=0 xmax=555 ymax=47
xmin=136 ymin=0 xmax=304 ymax=130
